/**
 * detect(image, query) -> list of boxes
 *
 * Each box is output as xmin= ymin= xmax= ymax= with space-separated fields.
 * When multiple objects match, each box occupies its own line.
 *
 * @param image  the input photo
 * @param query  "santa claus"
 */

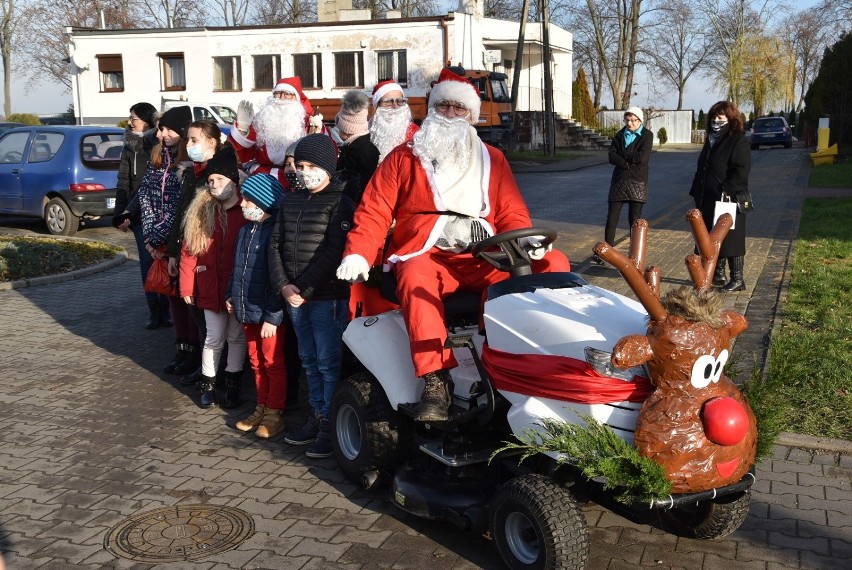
xmin=337 ymin=68 xmax=570 ymax=422
xmin=369 ymin=80 xmax=419 ymax=162
xmin=229 ymin=77 xmax=327 ymax=184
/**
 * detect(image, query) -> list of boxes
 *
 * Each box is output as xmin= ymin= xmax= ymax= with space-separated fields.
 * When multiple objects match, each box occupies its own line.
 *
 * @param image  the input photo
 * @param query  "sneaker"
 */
xmin=305 ymin=419 xmax=333 ymax=458
xmin=235 ymin=405 xmax=266 ymax=432
xmin=284 ymin=415 xmax=320 ymax=445
xmin=255 ymin=408 xmax=284 ymax=439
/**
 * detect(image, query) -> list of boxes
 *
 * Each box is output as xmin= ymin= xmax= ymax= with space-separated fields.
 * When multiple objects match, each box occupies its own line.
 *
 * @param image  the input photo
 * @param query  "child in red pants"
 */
xmin=226 ymin=173 xmax=287 ymax=438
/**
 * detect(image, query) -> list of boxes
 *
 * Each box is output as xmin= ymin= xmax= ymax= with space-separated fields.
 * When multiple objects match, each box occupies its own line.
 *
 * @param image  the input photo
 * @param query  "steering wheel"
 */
xmin=471 ymin=227 xmax=557 ymax=277
xmin=2 ymin=151 xmax=23 ymax=163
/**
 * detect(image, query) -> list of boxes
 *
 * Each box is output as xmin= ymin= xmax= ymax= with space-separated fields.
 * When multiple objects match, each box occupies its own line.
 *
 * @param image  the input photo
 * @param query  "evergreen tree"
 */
xmin=697 ymin=109 xmax=705 ymax=129
xmin=804 ymin=32 xmax=852 ymax=146
xmin=572 ymin=68 xmax=597 ymax=128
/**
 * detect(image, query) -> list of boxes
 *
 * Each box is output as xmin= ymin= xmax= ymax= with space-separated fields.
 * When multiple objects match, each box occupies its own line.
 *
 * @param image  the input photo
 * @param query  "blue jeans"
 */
xmin=131 ymin=222 xmax=159 ymax=304
xmin=286 ymin=299 xmax=348 ymax=418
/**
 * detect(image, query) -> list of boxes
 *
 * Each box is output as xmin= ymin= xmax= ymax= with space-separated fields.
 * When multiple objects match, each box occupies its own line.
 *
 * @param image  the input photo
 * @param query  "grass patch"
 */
xmin=0 ymin=236 xmax=121 ymax=282
xmin=505 ymin=150 xmax=593 ymax=163
xmin=760 ymin=197 xmax=852 ymax=440
xmin=808 ymin=151 xmax=852 ymax=187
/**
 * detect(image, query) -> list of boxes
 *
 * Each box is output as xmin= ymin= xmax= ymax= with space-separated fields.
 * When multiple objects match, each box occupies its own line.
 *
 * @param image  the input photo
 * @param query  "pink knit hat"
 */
xmin=335 ymin=90 xmax=370 ymax=137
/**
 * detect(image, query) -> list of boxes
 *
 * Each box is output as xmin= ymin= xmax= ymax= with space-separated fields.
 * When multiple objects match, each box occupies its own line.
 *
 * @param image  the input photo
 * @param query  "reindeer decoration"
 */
xmin=593 ymin=210 xmax=757 ymax=493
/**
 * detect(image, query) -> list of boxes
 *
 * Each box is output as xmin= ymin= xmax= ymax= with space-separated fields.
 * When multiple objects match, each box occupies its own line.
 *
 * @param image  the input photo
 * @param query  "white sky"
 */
xmin=4 ymin=0 xmax=820 ymax=117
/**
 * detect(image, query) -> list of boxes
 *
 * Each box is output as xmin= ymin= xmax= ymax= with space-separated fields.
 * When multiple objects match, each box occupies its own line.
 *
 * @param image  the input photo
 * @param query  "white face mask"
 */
xmin=209 ymin=180 xmax=236 ymax=201
xmin=299 ymin=168 xmax=328 ymax=190
xmin=241 ymin=205 xmax=265 ymax=221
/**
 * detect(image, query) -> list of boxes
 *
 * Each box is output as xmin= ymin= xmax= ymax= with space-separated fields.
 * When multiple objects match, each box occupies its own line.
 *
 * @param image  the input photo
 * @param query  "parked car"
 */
xmin=0 ymin=125 xmax=123 ymax=235
xmin=0 ymin=122 xmax=25 ymax=135
xmin=750 ymin=116 xmax=793 ymax=149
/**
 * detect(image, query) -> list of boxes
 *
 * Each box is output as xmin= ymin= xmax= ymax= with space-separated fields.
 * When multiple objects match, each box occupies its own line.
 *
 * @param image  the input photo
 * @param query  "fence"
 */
xmin=597 ymin=109 xmax=694 ymax=144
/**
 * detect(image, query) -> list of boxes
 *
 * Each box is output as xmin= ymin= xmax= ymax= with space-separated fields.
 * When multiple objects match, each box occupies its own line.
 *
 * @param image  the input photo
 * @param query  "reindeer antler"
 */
xmin=594 ymin=219 xmax=667 ymax=322
xmin=686 ymin=209 xmax=733 ymax=291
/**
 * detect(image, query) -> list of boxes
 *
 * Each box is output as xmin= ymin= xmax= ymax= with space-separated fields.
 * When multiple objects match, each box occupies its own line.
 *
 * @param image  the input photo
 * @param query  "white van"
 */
xmin=160 ymin=99 xmax=237 ymax=129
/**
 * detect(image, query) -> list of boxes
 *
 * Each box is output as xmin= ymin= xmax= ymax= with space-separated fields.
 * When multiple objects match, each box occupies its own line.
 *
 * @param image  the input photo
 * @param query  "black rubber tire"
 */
xmin=44 ymin=197 xmax=79 ymax=236
xmin=750 ymin=144 xmax=758 ymax=150
xmin=490 ymin=474 xmax=589 ymax=570
xmin=330 ymin=372 xmax=412 ymax=486
xmin=661 ymin=491 xmax=751 ymax=539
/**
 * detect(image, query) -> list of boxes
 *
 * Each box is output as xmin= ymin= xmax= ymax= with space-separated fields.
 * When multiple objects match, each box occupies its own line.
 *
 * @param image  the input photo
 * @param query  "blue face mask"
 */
xmin=186 ymin=145 xmax=206 ymax=163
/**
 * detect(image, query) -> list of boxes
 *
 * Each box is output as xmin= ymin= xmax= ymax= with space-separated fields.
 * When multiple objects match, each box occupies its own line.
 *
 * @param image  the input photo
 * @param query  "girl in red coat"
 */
xmin=179 ymin=145 xmax=248 ymax=408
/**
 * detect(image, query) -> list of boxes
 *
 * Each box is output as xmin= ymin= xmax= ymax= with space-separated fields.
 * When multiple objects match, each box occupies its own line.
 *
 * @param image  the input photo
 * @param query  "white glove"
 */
xmin=308 ymin=113 xmax=324 ymax=133
xmin=336 ymin=254 xmax=370 ymax=283
xmin=519 ymin=236 xmax=552 ymax=261
xmin=235 ymin=100 xmax=255 ymax=135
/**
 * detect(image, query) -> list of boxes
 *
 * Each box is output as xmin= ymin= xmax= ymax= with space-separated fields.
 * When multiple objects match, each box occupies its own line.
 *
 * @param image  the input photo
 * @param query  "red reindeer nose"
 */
xmin=702 ymin=397 xmax=750 ymax=446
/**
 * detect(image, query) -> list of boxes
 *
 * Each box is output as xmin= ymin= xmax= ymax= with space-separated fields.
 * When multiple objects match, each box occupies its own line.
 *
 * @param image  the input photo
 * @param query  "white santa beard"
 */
xmin=412 ymin=111 xmax=473 ymax=174
xmin=370 ymin=106 xmax=413 ymax=160
xmin=253 ymin=98 xmax=306 ymax=151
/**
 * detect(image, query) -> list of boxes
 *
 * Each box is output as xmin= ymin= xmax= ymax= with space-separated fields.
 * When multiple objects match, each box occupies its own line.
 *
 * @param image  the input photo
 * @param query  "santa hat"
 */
xmin=372 ymin=80 xmax=404 ymax=108
xmin=273 ymin=77 xmax=313 ymax=117
xmin=624 ymin=106 xmax=644 ymax=124
xmin=428 ymin=68 xmax=481 ymax=122
xmin=336 ymin=90 xmax=370 ymax=137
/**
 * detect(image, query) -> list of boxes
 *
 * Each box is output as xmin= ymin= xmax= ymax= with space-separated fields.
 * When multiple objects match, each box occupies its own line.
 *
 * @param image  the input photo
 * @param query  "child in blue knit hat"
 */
xmin=226 ymin=173 xmax=288 ymax=438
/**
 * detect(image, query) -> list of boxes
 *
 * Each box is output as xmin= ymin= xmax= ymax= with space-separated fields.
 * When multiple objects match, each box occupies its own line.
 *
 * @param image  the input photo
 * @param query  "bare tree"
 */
xmin=351 ymin=0 xmax=438 ymax=18
xmin=135 ymin=0 xmax=207 ymax=28
xmin=0 ymin=0 xmax=16 ymax=116
xmin=645 ymin=0 xmax=708 ymax=110
xmin=212 ymin=0 xmax=252 ymax=26
xmin=783 ymin=6 xmax=831 ymax=112
xmin=253 ymin=0 xmax=316 ymax=24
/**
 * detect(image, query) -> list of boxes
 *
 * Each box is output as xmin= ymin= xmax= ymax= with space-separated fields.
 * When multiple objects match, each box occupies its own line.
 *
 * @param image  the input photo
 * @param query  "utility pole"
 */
xmin=541 ymin=0 xmax=555 ymax=156
xmin=510 ymin=0 xmax=530 ymax=152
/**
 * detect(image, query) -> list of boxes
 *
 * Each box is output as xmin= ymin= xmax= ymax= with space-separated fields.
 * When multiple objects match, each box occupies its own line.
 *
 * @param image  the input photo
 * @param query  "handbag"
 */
xmin=736 ymin=190 xmax=755 ymax=213
xmin=144 ymin=257 xmax=176 ymax=296
xmin=713 ymin=195 xmax=738 ymax=230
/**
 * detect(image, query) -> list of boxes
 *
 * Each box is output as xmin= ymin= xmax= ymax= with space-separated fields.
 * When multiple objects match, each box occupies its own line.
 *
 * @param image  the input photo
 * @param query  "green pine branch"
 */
xmin=492 ymin=414 xmax=672 ymax=504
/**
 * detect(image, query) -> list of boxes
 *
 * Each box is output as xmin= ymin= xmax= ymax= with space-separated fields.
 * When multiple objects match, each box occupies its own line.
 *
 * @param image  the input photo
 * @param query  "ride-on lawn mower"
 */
xmin=330 ymin=211 xmax=757 ymax=569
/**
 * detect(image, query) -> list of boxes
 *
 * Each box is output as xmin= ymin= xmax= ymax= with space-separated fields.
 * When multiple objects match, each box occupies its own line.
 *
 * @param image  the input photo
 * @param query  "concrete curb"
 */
xmin=0 ymin=234 xmax=128 ymax=291
xmin=776 ymin=432 xmax=852 ymax=454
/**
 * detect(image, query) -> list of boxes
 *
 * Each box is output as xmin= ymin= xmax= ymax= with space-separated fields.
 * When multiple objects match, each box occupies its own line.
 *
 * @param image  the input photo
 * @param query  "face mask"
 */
xmin=186 ymin=145 xmax=206 ymax=163
xmin=285 ymin=170 xmax=306 ymax=190
xmin=242 ymin=205 xmax=265 ymax=222
xmin=299 ymin=169 xmax=328 ymax=190
xmin=711 ymin=120 xmax=728 ymax=132
xmin=209 ymin=180 xmax=236 ymax=201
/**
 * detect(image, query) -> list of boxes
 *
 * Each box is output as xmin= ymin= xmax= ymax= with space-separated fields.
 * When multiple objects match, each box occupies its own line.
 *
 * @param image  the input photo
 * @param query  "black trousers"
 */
xmin=605 ymin=201 xmax=644 ymax=246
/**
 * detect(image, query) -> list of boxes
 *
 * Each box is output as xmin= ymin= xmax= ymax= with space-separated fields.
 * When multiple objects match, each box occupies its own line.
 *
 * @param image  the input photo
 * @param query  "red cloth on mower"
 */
xmin=481 ymin=343 xmax=653 ymax=404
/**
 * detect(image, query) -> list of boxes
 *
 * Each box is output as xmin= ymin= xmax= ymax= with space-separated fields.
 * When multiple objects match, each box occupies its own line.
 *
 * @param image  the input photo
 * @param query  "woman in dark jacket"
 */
xmin=594 ymin=106 xmax=654 ymax=264
xmin=113 ymin=102 xmax=163 ymax=328
xmin=689 ymin=100 xmax=751 ymax=292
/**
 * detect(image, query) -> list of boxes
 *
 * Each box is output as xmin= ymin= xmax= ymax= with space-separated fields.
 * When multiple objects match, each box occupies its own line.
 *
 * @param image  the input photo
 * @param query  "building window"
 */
xmin=159 ymin=53 xmax=186 ymax=91
xmin=376 ymin=50 xmax=407 ymax=86
xmin=293 ymin=53 xmax=322 ymax=89
xmin=253 ymin=54 xmax=282 ymax=90
xmin=334 ymin=52 xmax=364 ymax=88
xmin=97 ymin=55 xmax=124 ymax=92
xmin=213 ymin=56 xmax=242 ymax=91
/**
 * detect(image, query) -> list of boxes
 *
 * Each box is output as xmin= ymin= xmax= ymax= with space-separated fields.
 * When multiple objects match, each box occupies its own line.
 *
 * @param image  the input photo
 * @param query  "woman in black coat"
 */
xmin=594 ymin=106 xmax=653 ymax=264
xmin=689 ymin=100 xmax=752 ymax=292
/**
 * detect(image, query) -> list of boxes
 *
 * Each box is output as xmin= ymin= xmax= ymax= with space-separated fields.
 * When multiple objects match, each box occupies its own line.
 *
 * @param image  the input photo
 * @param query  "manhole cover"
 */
xmin=104 ymin=504 xmax=254 ymax=562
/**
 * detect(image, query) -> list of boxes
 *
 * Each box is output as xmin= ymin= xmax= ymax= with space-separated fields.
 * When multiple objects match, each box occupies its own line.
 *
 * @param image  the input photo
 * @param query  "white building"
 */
xmin=67 ymin=1 xmax=573 ymax=127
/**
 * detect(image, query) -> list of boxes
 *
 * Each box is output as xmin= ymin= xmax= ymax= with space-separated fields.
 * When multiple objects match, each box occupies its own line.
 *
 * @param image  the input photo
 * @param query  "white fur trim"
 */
xmin=429 ymin=81 xmax=481 ymax=121
xmin=274 ymin=82 xmax=298 ymax=95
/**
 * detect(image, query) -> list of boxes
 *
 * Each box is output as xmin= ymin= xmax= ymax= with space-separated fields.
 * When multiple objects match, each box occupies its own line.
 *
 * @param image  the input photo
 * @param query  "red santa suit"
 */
xmin=229 ymin=76 xmax=332 ymax=185
xmin=344 ymin=139 xmax=570 ymax=376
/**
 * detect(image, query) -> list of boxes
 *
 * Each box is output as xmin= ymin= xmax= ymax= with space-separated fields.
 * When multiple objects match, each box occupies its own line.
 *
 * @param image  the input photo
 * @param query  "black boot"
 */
xmin=220 ymin=370 xmax=243 ymax=409
xmin=712 ymin=258 xmax=727 ymax=287
xmin=158 ymin=296 xmax=173 ymax=327
xmin=146 ymin=299 xmax=160 ymax=329
xmin=414 ymin=370 xmax=455 ymax=422
xmin=180 ymin=366 xmax=202 ymax=387
xmin=173 ymin=342 xmax=200 ymax=376
xmin=721 ymin=256 xmax=746 ymax=292
xmin=163 ymin=342 xmax=188 ymax=374
xmin=198 ymin=374 xmax=217 ymax=408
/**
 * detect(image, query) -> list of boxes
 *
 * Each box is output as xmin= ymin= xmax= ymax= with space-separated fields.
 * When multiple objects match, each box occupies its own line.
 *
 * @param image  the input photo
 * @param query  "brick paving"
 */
xmin=1 ymin=144 xmax=850 ymax=568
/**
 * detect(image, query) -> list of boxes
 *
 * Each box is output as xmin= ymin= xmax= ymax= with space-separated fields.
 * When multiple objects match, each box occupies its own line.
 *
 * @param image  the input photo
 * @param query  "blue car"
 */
xmin=0 ymin=125 xmax=123 ymax=235
xmin=750 ymin=116 xmax=793 ymax=150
